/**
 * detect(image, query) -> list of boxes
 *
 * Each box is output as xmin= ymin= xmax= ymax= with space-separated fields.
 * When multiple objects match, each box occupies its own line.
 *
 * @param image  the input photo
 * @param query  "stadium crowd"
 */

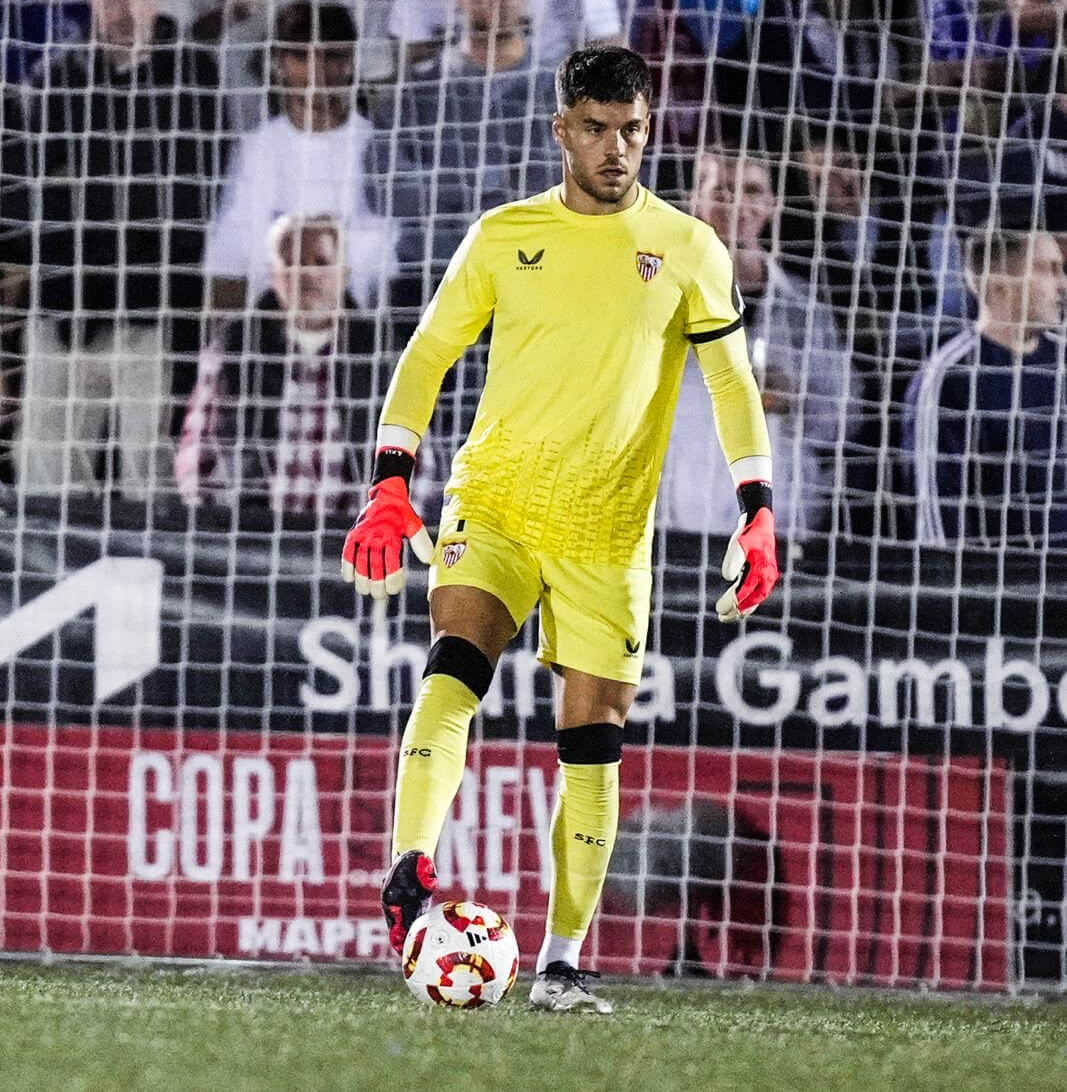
xmin=1 ymin=0 xmax=1066 ymax=549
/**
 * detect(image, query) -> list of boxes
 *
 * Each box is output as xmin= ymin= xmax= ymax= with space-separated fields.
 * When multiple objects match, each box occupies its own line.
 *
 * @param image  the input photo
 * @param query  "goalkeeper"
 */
xmin=342 ymin=46 xmax=777 ymax=1014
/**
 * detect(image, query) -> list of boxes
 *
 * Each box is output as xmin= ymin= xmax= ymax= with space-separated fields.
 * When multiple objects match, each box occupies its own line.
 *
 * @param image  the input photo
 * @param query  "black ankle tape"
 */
xmin=423 ymin=635 xmax=494 ymax=700
xmin=557 ymin=722 xmax=623 ymax=765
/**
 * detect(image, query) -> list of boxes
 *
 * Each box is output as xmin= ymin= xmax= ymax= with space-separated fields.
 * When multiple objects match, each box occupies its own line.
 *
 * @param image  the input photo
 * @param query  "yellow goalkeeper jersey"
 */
xmin=382 ymin=184 xmax=770 ymax=567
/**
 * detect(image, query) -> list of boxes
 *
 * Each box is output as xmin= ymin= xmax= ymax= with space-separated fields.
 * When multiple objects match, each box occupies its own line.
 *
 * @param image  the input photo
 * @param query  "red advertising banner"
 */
xmin=0 ymin=724 xmax=1011 ymax=989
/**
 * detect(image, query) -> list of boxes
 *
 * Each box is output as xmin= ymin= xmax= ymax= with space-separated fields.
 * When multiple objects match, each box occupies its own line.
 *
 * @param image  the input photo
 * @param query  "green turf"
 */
xmin=3 ymin=964 xmax=1067 ymax=1092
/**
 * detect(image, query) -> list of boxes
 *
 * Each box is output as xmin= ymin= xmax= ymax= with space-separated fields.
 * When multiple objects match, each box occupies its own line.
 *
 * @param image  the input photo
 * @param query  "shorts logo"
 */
xmin=442 ymin=542 xmax=467 ymax=568
xmin=635 ymin=252 xmax=663 ymax=282
xmin=624 ymin=638 xmax=641 ymax=656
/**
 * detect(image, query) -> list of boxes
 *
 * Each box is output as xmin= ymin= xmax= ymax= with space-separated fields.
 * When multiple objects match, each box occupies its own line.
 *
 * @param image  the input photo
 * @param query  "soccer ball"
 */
xmin=400 ymin=900 xmax=519 ymax=1009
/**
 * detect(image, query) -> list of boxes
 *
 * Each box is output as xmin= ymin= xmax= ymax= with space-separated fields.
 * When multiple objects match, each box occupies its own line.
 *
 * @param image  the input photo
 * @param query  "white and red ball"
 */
xmin=400 ymin=900 xmax=519 ymax=1008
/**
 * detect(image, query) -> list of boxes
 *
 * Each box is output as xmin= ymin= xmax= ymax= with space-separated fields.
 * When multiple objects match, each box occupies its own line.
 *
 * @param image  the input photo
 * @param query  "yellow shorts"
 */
xmin=427 ymin=510 xmax=651 ymax=686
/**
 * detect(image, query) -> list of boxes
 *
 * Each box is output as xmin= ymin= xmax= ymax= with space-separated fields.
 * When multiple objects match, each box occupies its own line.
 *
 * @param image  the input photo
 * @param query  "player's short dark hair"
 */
xmin=964 ymin=226 xmax=1034 ymax=282
xmin=273 ymin=2 xmax=358 ymax=50
xmin=555 ymin=46 xmax=653 ymax=111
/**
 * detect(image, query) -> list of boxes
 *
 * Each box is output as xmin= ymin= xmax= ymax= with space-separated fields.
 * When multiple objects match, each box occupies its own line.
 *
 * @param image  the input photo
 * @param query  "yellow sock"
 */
xmin=546 ymin=759 xmax=620 ymax=942
xmin=391 ymin=673 xmax=479 ymax=857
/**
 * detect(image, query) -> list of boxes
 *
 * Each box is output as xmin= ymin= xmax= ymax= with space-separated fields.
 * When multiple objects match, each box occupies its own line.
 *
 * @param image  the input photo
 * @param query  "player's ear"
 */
xmin=551 ymin=112 xmax=565 ymax=146
xmin=640 ymin=111 xmax=652 ymax=144
xmin=962 ymin=263 xmax=979 ymax=300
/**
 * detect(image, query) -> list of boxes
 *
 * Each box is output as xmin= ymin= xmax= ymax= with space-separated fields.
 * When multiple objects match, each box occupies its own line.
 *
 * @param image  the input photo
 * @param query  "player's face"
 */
xmin=91 ymin=0 xmax=156 ymax=47
xmin=273 ymin=227 xmax=345 ymax=327
xmin=801 ymin=143 xmax=862 ymax=218
xmin=1020 ymin=233 xmax=1067 ymax=333
xmin=553 ymin=97 xmax=651 ymax=212
xmin=276 ymin=46 xmax=354 ymax=131
xmin=693 ymin=156 xmax=776 ymax=250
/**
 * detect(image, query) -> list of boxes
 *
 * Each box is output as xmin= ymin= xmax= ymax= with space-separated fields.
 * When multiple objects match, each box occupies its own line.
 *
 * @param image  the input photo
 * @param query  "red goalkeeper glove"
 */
xmin=341 ymin=447 xmax=435 ymax=599
xmin=716 ymin=481 xmax=779 ymax=622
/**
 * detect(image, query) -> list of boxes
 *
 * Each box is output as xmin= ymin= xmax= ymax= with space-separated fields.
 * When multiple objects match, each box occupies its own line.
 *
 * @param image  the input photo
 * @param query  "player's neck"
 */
xmin=560 ymin=177 xmax=641 ymax=217
xmin=977 ymin=311 xmax=1041 ymax=356
xmin=730 ymin=247 xmax=768 ymax=295
xmin=284 ymin=97 xmax=349 ymax=133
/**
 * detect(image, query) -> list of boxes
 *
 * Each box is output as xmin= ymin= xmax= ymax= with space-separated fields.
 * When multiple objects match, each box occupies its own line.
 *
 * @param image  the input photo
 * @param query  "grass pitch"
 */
xmin=3 ymin=963 xmax=1067 ymax=1092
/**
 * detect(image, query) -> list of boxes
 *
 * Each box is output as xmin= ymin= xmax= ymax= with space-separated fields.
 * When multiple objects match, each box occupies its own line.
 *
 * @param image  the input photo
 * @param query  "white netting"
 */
xmin=0 ymin=0 xmax=1065 ymax=990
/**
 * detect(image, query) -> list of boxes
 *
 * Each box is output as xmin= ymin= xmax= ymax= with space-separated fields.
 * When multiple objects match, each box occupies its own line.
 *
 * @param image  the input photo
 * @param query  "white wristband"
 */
xmin=377 ymin=423 xmax=421 ymax=455
xmin=729 ymin=454 xmax=773 ymax=488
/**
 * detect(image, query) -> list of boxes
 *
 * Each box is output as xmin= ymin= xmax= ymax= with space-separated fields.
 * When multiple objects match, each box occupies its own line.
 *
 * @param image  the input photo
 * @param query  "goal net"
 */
xmin=0 ymin=0 xmax=1064 ymax=991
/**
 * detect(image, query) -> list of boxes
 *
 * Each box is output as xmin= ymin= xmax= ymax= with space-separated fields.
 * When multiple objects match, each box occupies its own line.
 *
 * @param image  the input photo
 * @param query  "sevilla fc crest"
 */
xmin=636 ymin=252 xmax=663 ymax=281
xmin=442 ymin=542 xmax=466 ymax=568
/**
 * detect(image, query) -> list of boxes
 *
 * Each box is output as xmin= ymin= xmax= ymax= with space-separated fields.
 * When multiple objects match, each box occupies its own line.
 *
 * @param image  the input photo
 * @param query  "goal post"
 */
xmin=1 ymin=2 xmax=1065 ymax=991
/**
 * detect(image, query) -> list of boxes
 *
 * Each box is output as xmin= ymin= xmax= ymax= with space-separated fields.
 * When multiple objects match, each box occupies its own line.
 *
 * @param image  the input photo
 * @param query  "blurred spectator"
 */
xmin=0 ymin=90 xmax=32 ymax=484
xmin=168 ymin=2 xmax=378 ymax=133
xmin=783 ymin=0 xmax=918 ymax=127
xmin=178 ymin=214 xmax=430 ymax=515
xmin=203 ymin=2 xmax=398 ymax=318
xmin=627 ymin=0 xmax=759 ymax=193
xmin=0 ymin=91 xmax=32 ymax=260
xmin=692 ymin=0 xmax=920 ymax=158
xmin=13 ymin=0 xmax=223 ymax=499
xmin=389 ymin=0 xmax=558 ymax=273
xmin=390 ymin=0 xmax=623 ymax=72
xmin=923 ymin=0 xmax=1061 ymax=135
xmin=779 ymin=124 xmax=945 ymax=371
xmin=1006 ymin=0 xmax=1067 ymax=37
xmin=778 ymin=122 xmax=955 ymax=538
xmin=954 ymin=47 xmax=1067 ymax=237
xmin=160 ymin=0 xmax=254 ymax=39
xmin=660 ymin=148 xmax=855 ymax=539
xmin=169 ymin=1 xmax=271 ymax=131
xmin=2 ymin=2 xmax=90 ymax=84
xmin=903 ymin=227 xmax=1067 ymax=548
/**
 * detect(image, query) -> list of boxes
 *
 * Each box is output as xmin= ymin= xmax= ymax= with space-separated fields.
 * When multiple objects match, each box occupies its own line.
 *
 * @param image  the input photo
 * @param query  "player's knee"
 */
xmin=557 ymin=722 xmax=623 ymax=765
xmin=423 ymin=635 xmax=495 ymax=700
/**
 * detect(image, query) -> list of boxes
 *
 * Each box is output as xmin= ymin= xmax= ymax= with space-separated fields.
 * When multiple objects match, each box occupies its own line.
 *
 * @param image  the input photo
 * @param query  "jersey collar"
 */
xmin=550 ymin=184 xmax=649 ymax=226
